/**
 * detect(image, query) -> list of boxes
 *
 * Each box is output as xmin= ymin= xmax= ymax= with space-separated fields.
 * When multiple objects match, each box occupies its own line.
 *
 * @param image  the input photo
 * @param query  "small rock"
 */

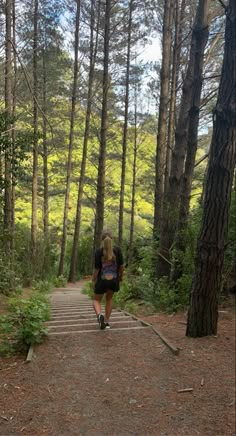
xmin=129 ymin=399 xmax=137 ymax=404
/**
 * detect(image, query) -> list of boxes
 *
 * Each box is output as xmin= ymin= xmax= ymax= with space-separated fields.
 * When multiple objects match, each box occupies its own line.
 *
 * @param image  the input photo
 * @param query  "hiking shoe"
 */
xmin=105 ymin=323 xmax=111 ymax=329
xmin=98 ymin=314 xmax=106 ymax=330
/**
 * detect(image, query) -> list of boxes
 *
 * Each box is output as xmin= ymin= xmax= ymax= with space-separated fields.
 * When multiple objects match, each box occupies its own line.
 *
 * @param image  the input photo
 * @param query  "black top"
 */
xmin=95 ymin=246 xmax=124 ymax=271
xmin=94 ymin=246 xmax=124 ymax=292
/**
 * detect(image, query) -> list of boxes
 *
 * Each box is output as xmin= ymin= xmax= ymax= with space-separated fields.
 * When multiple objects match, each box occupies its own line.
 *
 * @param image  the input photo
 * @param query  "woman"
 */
xmin=92 ymin=229 xmax=124 ymax=329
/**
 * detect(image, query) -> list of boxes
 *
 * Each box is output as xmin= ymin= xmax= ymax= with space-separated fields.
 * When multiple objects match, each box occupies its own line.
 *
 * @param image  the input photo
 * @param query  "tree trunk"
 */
xmin=172 ymin=0 xmax=210 ymax=281
xmin=4 ymin=0 xmax=12 ymax=254
xmin=157 ymin=0 xmax=209 ymax=279
xmin=164 ymin=0 xmax=180 ymax=195
xmin=31 ymin=0 xmax=39 ymax=263
xmin=94 ymin=0 xmax=111 ymax=249
xmin=128 ymin=92 xmax=138 ymax=265
xmin=186 ymin=0 xmax=236 ymax=337
xmin=58 ymin=0 xmax=80 ymax=276
xmin=43 ymin=53 xmax=49 ymax=238
xmin=11 ymin=0 xmax=16 ymax=254
xmin=118 ymin=0 xmax=133 ymax=247
xmin=69 ymin=0 xmax=99 ymax=282
xmin=153 ymin=0 xmax=174 ymax=237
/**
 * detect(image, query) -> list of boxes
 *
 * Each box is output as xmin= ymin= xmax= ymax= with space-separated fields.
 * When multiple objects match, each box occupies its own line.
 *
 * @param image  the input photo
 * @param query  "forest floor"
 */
xmin=0 ymin=281 xmax=235 ymax=436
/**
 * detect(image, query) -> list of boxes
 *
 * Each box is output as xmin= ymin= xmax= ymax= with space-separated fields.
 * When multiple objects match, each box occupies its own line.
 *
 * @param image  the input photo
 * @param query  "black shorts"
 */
xmin=95 ymin=279 xmax=119 ymax=294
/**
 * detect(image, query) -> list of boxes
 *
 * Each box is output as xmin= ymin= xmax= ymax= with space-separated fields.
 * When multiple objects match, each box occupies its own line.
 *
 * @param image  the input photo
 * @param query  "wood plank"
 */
xmin=48 ymin=320 xmax=137 ymax=329
xmin=48 ymin=326 xmax=149 ymax=336
xmin=121 ymin=310 xmax=179 ymax=355
xmin=25 ymin=344 xmax=34 ymax=363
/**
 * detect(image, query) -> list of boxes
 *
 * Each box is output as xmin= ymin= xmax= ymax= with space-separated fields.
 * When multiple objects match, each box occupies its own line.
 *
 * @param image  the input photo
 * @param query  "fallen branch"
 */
xmin=177 ymin=388 xmax=193 ymax=393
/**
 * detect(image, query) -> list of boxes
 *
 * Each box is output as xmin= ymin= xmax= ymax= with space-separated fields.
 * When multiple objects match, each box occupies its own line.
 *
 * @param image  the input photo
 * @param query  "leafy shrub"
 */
xmin=0 ymin=250 xmax=22 ymax=294
xmin=32 ymin=280 xmax=53 ymax=294
xmin=0 ymin=293 xmax=50 ymax=355
xmin=82 ymin=281 xmax=94 ymax=298
xmin=113 ymin=278 xmax=134 ymax=308
xmin=53 ymin=275 xmax=67 ymax=288
xmin=124 ymin=302 xmax=139 ymax=314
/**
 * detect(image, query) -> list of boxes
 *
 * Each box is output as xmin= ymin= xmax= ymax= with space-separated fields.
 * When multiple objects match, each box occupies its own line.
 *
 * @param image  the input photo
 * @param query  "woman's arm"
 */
xmin=119 ymin=265 xmax=124 ymax=281
xmin=92 ymin=269 xmax=99 ymax=289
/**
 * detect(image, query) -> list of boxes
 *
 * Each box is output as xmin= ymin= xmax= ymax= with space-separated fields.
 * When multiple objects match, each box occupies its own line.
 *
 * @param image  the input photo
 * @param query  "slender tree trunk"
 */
xmin=153 ymin=0 xmax=174 ymax=236
xmin=186 ymin=0 xmax=236 ymax=337
xmin=129 ymin=92 xmax=138 ymax=265
xmin=11 ymin=0 xmax=16 ymax=254
xmin=164 ymin=0 xmax=179 ymax=195
xmin=157 ymin=0 xmax=209 ymax=279
xmin=69 ymin=0 xmax=99 ymax=282
xmin=4 ymin=0 xmax=12 ymax=253
xmin=94 ymin=0 xmax=111 ymax=249
xmin=118 ymin=0 xmax=133 ymax=247
xmin=43 ymin=53 xmax=49 ymax=238
xmin=58 ymin=0 xmax=80 ymax=276
xmin=31 ymin=0 xmax=39 ymax=263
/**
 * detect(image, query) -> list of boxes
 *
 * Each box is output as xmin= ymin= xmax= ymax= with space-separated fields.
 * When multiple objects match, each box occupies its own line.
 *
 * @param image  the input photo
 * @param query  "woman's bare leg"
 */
xmin=93 ymin=293 xmax=103 ymax=316
xmin=105 ymin=291 xmax=113 ymax=322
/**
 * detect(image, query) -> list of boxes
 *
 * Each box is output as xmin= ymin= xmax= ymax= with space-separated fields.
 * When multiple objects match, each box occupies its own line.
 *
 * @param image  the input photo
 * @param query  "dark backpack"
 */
xmin=101 ymin=256 xmax=117 ymax=281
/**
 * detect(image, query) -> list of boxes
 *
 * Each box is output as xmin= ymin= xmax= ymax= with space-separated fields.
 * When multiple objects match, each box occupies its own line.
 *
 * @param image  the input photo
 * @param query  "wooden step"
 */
xmin=48 ymin=326 xmax=149 ymax=336
xmin=47 ymin=320 xmax=138 ymax=331
xmin=46 ymin=315 xmax=131 ymax=325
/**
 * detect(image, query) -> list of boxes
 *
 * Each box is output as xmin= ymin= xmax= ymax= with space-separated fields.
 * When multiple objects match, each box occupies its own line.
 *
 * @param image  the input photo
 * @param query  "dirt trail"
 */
xmin=0 ymin=282 xmax=235 ymax=436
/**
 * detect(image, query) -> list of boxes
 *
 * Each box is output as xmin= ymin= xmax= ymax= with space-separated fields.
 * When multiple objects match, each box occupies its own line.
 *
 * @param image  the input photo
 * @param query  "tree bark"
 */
xmin=31 ymin=0 xmax=39 ymax=263
xmin=157 ymin=0 xmax=210 ymax=279
xmin=4 ymin=0 xmax=12 ymax=254
xmin=69 ymin=0 xmax=99 ymax=282
xmin=164 ymin=0 xmax=180 ymax=195
xmin=172 ymin=0 xmax=210 ymax=281
xmin=43 ymin=53 xmax=49 ymax=238
xmin=118 ymin=0 xmax=133 ymax=247
xmin=186 ymin=0 xmax=236 ymax=337
xmin=11 ymin=0 xmax=16 ymax=254
xmin=153 ymin=0 xmax=174 ymax=237
xmin=128 ymin=90 xmax=138 ymax=265
xmin=94 ymin=0 xmax=111 ymax=249
xmin=58 ymin=0 xmax=80 ymax=276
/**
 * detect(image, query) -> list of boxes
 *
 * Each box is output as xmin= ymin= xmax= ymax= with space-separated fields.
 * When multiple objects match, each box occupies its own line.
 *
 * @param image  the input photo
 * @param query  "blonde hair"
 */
xmin=101 ymin=229 xmax=115 ymax=262
xmin=102 ymin=236 xmax=114 ymax=261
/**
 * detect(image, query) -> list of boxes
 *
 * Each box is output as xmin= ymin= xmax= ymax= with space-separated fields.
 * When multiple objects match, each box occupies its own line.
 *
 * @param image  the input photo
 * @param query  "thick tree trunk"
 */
xmin=186 ymin=0 xmax=236 ymax=337
xmin=31 ymin=0 xmax=39 ymax=263
xmin=157 ymin=0 xmax=209 ymax=278
xmin=118 ymin=0 xmax=133 ymax=247
xmin=128 ymin=95 xmax=138 ymax=265
xmin=153 ymin=0 xmax=174 ymax=236
xmin=94 ymin=0 xmax=111 ymax=249
xmin=172 ymin=0 xmax=210 ymax=281
xmin=69 ymin=0 xmax=99 ymax=282
xmin=4 ymin=0 xmax=12 ymax=253
xmin=58 ymin=0 xmax=80 ymax=276
xmin=43 ymin=54 xmax=49 ymax=238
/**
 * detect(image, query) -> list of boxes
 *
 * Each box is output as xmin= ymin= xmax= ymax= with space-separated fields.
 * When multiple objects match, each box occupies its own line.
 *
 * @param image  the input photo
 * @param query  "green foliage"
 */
xmin=53 ymin=275 xmax=67 ymax=288
xmin=0 ymin=292 xmax=49 ymax=355
xmin=82 ymin=281 xmax=94 ymax=299
xmin=113 ymin=278 xmax=134 ymax=308
xmin=0 ymin=250 xmax=22 ymax=294
xmin=32 ymin=280 xmax=53 ymax=294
